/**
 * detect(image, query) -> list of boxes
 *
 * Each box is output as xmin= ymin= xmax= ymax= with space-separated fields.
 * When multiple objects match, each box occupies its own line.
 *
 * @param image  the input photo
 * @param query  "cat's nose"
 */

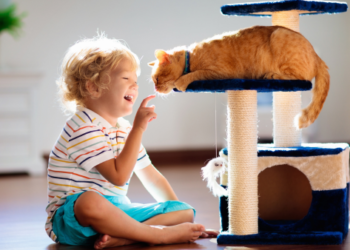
xmin=152 ymin=76 xmax=158 ymax=84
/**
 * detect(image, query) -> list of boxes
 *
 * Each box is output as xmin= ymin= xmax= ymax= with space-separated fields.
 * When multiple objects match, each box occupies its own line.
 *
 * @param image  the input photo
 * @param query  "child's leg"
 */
xmin=74 ymin=191 xmax=204 ymax=246
xmin=94 ymin=209 xmax=195 ymax=249
xmin=143 ymin=209 xmax=194 ymax=225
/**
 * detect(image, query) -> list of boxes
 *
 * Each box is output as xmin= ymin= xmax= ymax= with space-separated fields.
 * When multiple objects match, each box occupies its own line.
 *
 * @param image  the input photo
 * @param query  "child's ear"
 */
xmin=155 ymin=50 xmax=170 ymax=65
xmin=86 ymin=81 xmax=100 ymax=98
xmin=148 ymin=61 xmax=156 ymax=67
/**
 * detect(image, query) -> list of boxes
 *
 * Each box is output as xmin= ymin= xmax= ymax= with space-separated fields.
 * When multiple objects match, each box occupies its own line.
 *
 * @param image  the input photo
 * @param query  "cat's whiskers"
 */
xmin=146 ymin=75 xmax=154 ymax=84
xmin=156 ymin=91 xmax=171 ymax=100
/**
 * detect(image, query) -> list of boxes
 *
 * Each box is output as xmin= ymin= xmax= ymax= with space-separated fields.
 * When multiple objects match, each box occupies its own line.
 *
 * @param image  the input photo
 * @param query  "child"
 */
xmin=45 ymin=35 xmax=217 ymax=249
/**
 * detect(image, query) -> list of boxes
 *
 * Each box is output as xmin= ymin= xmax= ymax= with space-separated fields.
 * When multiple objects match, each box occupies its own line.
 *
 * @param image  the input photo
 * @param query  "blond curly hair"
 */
xmin=57 ymin=34 xmax=140 ymax=113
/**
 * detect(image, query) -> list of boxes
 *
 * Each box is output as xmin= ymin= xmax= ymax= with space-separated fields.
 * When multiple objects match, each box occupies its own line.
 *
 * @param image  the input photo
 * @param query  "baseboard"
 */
xmin=146 ymin=148 xmax=221 ymax=166
xmin=0 ymin=172 xmax=29 ymax=177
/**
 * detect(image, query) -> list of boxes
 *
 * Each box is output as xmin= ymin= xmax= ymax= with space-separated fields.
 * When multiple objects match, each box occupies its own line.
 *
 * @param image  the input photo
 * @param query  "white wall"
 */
xmin=2 ymin=0 xmax=350 ymax=155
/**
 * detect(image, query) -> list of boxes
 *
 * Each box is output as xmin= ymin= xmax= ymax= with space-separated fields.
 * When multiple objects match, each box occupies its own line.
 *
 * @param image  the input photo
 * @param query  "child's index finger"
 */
xmin=140 ymin=95 xmax=156 ymax=107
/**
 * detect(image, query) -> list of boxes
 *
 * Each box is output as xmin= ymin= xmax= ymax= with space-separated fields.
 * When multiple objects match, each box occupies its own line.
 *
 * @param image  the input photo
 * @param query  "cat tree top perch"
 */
xmin=174 ymin=0 xmax=348 ymax=245
xmin=221 ymin=0 xmax=348 ymax=17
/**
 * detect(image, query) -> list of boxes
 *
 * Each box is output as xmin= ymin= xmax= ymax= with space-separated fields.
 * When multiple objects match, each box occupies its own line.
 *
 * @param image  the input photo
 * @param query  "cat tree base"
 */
xmin=217 ymin=231 xmax=344 ymax=245
xmin=219 ymin=143 xmax=349 ymax=245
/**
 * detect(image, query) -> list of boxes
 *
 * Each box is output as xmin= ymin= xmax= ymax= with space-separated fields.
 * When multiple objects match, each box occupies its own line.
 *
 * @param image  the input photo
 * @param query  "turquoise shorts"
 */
xmin=52 ymin=192 xmax=195 ymax=246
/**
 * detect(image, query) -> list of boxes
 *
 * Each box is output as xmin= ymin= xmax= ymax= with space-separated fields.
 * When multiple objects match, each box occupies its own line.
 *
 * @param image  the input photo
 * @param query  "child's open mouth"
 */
xmin=124 ymin=95 xmax=134 ymax=103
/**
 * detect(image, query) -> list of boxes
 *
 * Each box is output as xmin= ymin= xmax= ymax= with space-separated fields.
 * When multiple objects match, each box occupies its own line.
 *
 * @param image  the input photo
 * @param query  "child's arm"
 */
xmin=135 ymin=164 xmax=178 ymax=202
xmin=96 ymin=95 xmax=157 ymax=186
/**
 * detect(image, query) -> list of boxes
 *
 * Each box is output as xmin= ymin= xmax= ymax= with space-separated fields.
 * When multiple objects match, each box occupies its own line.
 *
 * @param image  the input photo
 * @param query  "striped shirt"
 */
xmin=45 ymin=107 xmax=151 ymax=242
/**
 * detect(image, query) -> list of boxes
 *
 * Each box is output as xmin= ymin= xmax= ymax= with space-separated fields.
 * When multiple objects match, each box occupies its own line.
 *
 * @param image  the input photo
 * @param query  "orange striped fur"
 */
xmin=149 ymin=26 xmax=330 ymax=129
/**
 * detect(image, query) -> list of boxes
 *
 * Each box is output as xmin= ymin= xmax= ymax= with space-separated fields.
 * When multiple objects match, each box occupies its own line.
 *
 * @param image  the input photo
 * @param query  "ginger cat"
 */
xmin=148 ymin=26 xmax=329 ymax=129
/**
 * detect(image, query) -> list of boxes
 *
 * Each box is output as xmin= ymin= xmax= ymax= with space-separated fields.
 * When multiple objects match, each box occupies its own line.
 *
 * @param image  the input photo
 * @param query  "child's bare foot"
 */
xmin=154 ymin=222 xmax=205 ymax=244
xmin=94 ymin=234 xmax=136 ymax=249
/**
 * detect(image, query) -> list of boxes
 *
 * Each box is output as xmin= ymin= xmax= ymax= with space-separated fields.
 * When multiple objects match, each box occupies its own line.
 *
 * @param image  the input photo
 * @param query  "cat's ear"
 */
xmin=148 ymin=61 xmax=156 ymax=67
xmin=155 ymin=50 xmax=170 ymax=65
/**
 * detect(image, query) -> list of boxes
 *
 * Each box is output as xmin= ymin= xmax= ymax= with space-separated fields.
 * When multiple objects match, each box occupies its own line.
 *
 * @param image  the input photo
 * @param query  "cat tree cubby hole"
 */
xmin=258 ymin=164 xmax=312 ymax=221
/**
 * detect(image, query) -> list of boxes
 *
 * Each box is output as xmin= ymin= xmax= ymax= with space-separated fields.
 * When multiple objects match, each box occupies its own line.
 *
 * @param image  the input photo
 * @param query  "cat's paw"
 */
xmin=174 ymin=79 xmax=189 ymax=92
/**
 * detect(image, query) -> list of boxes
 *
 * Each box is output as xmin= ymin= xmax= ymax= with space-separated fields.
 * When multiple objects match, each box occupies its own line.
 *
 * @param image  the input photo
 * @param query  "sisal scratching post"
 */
xmin=272 ymin=10 xmax=300 ymax=32
xmin=227 ymin=90 xmax=258 ymax=235
xmin=220 ymin=171 xmax=228 ymax=186
xmin=273 ymin=92 xmax=302 ymax=147
xmin=272 ymin=11 xmax=302 ymax=147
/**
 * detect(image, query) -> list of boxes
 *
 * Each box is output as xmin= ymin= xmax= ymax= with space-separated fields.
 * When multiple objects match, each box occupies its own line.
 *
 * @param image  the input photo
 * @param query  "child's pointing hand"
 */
xmin=133 ymin=95 xmax=157 ymax=132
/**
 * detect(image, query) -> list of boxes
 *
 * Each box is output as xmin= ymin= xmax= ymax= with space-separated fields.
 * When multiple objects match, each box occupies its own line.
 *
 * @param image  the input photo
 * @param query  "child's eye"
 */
xmin=123 ymin=77 xmax=129 ymax=80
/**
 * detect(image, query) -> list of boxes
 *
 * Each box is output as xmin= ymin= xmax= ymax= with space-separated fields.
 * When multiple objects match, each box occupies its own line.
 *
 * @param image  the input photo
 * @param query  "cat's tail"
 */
xmin=296 ymin=55 xmax=330 ymax=129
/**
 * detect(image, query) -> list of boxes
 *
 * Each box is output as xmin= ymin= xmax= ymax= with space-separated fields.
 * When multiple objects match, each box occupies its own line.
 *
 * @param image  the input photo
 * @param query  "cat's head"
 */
xmin=148 ymin=49 xmax=184 ymax=94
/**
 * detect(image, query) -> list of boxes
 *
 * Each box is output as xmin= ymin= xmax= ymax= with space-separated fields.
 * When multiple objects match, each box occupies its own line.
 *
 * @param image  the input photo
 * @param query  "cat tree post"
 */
xmin=227 ymin=90 xmax=258 ymax=235
xmin=272 ymin=10 xmax=302 ymax=147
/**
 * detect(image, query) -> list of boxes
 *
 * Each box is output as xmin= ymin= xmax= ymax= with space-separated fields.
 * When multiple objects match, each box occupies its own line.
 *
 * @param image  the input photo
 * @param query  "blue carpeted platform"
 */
xmin=222 ymin=143 xmax=349 ymax=158
xmin=217 ymin=231 xmax=344 ymax=245
xmin=173 ymin=79 xmax=311 ymax=93
xmin=221 ymin=0 xmax=348 ymax=17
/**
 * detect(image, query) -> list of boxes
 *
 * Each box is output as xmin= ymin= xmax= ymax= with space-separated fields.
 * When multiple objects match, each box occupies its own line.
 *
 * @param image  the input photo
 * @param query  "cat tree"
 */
xmin=176 ymin=0 xmax=349 ymax=245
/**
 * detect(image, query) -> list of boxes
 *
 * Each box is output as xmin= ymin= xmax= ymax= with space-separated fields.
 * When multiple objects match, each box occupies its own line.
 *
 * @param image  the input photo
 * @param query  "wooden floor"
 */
xmin=0 ymin=163 xmax=349 ymax=250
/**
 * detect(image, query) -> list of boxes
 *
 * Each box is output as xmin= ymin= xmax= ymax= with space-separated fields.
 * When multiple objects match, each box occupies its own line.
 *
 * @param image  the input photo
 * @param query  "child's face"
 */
xmin=99 ymin=58 xmax=138 ymax=119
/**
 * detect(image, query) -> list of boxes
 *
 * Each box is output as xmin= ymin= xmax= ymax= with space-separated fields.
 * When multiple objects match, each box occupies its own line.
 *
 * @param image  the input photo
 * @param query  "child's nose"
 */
xmin=132 ymin=83 xmax=138 ymax=90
